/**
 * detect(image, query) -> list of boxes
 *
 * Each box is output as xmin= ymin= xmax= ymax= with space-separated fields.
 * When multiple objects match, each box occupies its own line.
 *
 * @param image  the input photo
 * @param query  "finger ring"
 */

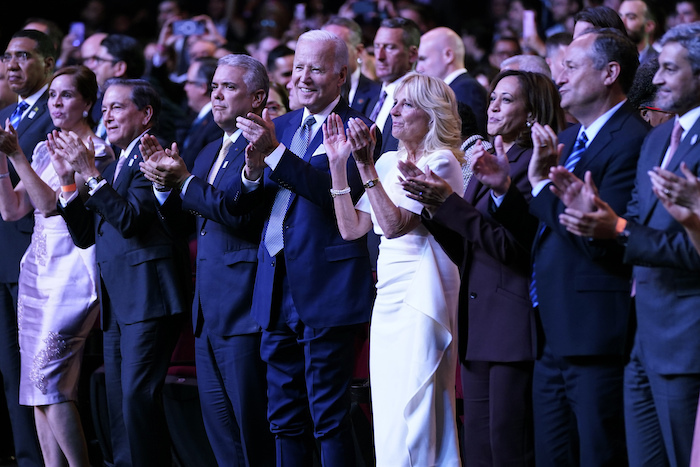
xmin=419 ymin=191 xmax=423 ymax=197
xmin=664 ymin=189 xmax=671 ymax=196
xmin=540 ymin=144 xmax=547 ymax=148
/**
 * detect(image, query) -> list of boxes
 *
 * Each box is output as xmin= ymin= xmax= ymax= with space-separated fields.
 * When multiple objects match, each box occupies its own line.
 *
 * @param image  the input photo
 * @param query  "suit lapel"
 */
xmin=113 ymin=147 xmax=140 ymax=190
xmin=213 ymin=137 xmax=247 ymax=187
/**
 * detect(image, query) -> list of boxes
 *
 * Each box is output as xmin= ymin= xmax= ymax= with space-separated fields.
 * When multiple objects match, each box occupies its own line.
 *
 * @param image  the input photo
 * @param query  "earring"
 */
xmin=526 ymin=120 xmax=533 ymax=128
xmin=83 ymin=110 xmax=89 ymax=118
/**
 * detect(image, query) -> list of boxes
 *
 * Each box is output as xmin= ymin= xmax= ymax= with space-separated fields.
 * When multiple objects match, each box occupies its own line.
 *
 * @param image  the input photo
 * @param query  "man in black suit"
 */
xmin=322 ymin=16 xmax=381 ymax=116
xmin=0 ymin=29 xmax=55 ymax=466
xmin=497 ymin=29 xmax=649 ymax=465
xmin=416 ymin=26 xmax=488 ymax=134
xmin=139 ymin=53 xmax=274 ymax=467
xmin=230 ymin=30 xmax=377 ymax=466
xmin=179 ymin=57 xmax=222 ymax=169
xmin=57 ymin=78 xmax=189 ymax=467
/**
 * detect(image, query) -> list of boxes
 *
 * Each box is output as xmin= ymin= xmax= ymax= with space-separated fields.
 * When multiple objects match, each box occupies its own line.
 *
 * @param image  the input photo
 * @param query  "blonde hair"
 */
xmin=394 ymin=72 xmax=463 ymax=163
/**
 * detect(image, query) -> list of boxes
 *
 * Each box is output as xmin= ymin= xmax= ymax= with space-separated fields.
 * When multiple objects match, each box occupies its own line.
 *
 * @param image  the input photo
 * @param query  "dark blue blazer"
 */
xmin=0 ymin=91 xmax=55 ymax=282
xmin=179 ymin=111 xmax=223 ymax=171
xmin=498 ymin=102 xmax=648 ymax=357
xmin=624 ymin=116 xmax=700 ymax=374
xmin=163 ymin=135 xmax=263 ymax=337
xmin=351 ymin=73 xmax=382 ymax=117
xmin=58 ymin=139 xmax=190 ymax=326
xmin=226 ymin=99 xmax=377 ymax=329
xmin=450 ymin=72 xmax=488 ymax=135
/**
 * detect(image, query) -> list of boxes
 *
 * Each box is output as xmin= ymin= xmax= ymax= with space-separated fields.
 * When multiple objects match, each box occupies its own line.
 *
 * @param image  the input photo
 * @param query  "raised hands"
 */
xmin=528 ymin=123 xmax=563 ymax=186
xmin=346 ymin=117 xmax=377 ymax=166
xmin=650 ymin=163 xmax=700 ymax=227
xmin=398 ymin=160 xmax=453 ymax=207
xmin=471 ymin=136 xmax=510 ymax=196
xmin=549 ymin=168 xmax=597 ymax=213
xmin=237 ymin=109 xmax=276 ymax=180
xmin=47 ymin=130 xmax=99 ymax=179
xmin=322 ymin=113 xmax=353 ymax=167
xmin=0 ymin=119 xmax=22 ymax=158
xmin=138 ymin=134 xmax=189 ymax=189
xmin=46 ymin=130 xmax=77 ymax=185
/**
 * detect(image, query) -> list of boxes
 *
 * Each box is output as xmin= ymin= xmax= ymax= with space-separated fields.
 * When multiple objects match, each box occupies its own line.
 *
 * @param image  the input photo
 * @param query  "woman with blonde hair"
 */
xmin=324 ymin=72 xmax=463 ymax=466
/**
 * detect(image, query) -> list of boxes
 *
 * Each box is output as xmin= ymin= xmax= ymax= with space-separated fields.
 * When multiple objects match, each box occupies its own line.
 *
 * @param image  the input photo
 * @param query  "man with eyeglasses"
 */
xmin=0 ymin=28 xmax=55 ymax=466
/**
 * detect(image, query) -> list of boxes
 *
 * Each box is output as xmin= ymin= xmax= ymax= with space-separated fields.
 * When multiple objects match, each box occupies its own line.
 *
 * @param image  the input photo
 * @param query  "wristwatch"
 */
xmin=85 ymin=175 xmax=104 ymax=191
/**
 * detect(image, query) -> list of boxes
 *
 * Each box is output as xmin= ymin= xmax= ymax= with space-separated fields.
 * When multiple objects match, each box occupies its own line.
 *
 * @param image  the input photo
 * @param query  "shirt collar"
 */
xmin=17 ymin=83 xmax=49 ymax=112
xmin=197 ymin=102 xmax=213 ymax=120
xmin=444 ymin=68 xmax=467 ymax=85
xmin=578 ymin=99 xmax=626 ymax=144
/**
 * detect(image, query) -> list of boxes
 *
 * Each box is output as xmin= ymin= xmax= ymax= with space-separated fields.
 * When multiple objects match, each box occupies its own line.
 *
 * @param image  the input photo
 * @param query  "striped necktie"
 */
xmin=10 ymin=101 xmax=29 ymax=129
xmin=564 ymin=132 xmax=588 ymax=171
xmin=369 ymin=90 xmax=386 ymax=122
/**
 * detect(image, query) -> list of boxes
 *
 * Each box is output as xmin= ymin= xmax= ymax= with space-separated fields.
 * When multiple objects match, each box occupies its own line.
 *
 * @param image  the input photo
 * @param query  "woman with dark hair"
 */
xmin=0 ymin=65 xmax=112 ymax=466
xmin=400 ymin=70 xmax=565 ymax=466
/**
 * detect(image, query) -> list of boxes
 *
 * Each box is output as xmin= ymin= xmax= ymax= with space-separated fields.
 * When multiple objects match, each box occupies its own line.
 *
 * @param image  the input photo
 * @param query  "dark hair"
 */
xmin=103 ymin=78 xmax=160 ymax=127
xmin=489 ymin=70 xmax=566 ymax=148
xmin=22 ymin=18 xmax=63 ymax=56
xmin=379 ymin=17 xmax=421 ymax=48
xmin=457 ymin=101 xmax=479 ymax=140
xmin=51 ymin=65 xmax=99 ymax=127
xmin=11 ymin=29 xmax=57 ymax=61
xmin=574 ymin=6 xmax=627 ymax=35
xmin=266 ymin=45 xmax=294 ymax=72
xmin=546 ymin=32 xmax=573 ymax=56
xmin=323 ymin=16 xmax=363 ymax=46
xmin=491 ymin=36 xmax=523 ymax=55
xmin=268 ymin=81 xmax=290 ymax=113
xmin=193 ymin=57 xmax=219 ymax=94
xmin=101 ymin=34 xmax=145 ymax=79
xmin=627 ymin=57 xmax=659 ymax=108
xmin=588 ymin=28 xmax=639 ymax=94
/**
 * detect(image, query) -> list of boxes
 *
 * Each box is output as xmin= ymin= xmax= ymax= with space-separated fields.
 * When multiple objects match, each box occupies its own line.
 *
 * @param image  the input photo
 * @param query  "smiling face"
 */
xmin=389 ymin=86 xmax=430 ymax=146
xmin=101 ymin=84 xmax=151 ymax=149
xmin=4 ymin=37 xmax=52 ymax=98
xmin=48 ymin=74 xmax=91 ymax=132
xmin=211 ymin=64 xmax=262 ymax=133
xmin=487 ymin=75 xmax=529 ymax=142
xmin=653 ymin=41 xmax=700 ymax=115
xmin=291 ymin=39 xmax=346 ymax=114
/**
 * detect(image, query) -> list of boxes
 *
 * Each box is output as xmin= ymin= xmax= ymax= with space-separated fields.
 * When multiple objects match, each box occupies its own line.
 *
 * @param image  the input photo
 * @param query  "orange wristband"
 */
xmin=61 ymin=183 xmax=77 ymax=192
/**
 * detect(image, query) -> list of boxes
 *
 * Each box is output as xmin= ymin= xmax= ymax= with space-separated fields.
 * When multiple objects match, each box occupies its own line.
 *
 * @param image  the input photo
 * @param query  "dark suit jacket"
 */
xmin=58 ymin=139 xmax=190 ymax=326
xmin=0 ymin=92 xmax=55 ymax=283
xmin=425 ymin=145 xmax=537 ymax=362
xmin=226 ymin=99 xmax=378 ymax=329
xmin=499 ymin=102 xmax=649 ymax=357
xmin=162 ymin=136 xmax=263 ymax=337
xmin=351 ymin=73 xmax=382 ymax=117
xmin=179 ymin=110 xmax=223 ymax=171
xmin=450 ymin=72 xmax=488 ymax=135
xmin=623 ymin=117 xmax=700 ymax=374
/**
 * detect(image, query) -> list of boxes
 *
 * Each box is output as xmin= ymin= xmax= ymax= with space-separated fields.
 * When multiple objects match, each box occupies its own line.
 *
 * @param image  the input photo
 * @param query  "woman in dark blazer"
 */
xmin=400 ymin=70 xmax=565 ymax=466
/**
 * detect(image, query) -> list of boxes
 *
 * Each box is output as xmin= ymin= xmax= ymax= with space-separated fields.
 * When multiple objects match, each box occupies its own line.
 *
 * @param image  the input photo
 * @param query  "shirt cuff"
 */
xmin=531 ymin=179 xmax=551 ymax=197
xmin=241 ymin=169 xmax=261 ymax=193
xmin=264 ymin=143 xmax=286 ymax=171
xmin=88 ymin=179 xmax=108 ymax=196
xmin=59 ymin=190 xmax=79 ymax=207
xmin=153 ymin=187 xmax=171 ymax=205
xmin=179 ymin=175 xmax=196 ymax=197
xmin=491 ymin=190 xmax=507 ymax=208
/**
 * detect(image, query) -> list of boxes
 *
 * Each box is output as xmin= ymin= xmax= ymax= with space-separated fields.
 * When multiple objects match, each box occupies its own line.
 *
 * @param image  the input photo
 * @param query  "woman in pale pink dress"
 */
xmin=0 ymin=65 xmax=112 ymax=466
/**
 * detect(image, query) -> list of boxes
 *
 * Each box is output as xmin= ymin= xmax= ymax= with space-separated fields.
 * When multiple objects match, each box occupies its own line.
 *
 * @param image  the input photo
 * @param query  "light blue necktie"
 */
xmin=264 ymin=115 xmax=315 ymax=257
xmin=10 ymin=101 xmax=29 ymax=129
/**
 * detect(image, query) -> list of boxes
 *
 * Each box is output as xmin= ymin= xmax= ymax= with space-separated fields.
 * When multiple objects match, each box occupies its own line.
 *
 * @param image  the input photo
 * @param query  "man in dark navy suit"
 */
xmin=416 ymin=26 xmax=488 ymax=134
xmin=179 ymin=57 xmax=222 ymax=170
xmin=139 ymin=54 xmax=274 ymax=467
xmin=230 ymin=30 xmax=378 ymax=466
xmin=0 ymin=28 xmax=56 ymax=466
xmin=496 ymin=28 xmax=649 ymax=465
xmin=322 ymin=16 xmax=381 ymax=116
xmin=57 ymin=78 xmax=188 ymax=467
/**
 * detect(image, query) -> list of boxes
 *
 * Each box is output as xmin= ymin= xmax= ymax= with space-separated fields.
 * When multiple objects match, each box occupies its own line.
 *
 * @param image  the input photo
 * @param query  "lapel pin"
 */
xmin=222 ymin=160 xmax=229 ymax=169
xmin=692 ymin=134 xmax=698 ymax=146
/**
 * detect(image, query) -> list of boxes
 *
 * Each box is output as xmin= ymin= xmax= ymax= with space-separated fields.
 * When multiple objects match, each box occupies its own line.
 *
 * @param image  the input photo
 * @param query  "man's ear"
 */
xmin=251 ymin=89 xmax=266 ymax=111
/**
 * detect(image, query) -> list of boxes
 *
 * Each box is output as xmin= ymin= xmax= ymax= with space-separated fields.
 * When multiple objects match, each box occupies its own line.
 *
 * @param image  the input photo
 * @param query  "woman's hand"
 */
xmin=346 ymin=117 xmax=376 ymax=166
xmin=472 ymin=136 xmax=511 ymax=196
xmin=54 ymin=130 xmax=98 ymax=179
xmin=0 ymin=119 xmax=22 ymax=159
xmin=529 ymin=123 xmax=563 ymax=186
xmin=47 ymin=130 xmax=76 ymax=185
xmin=398 ymin=160 xmax=453 ymax=207
xmin=322 ymin=113 xmax=353 ymax=167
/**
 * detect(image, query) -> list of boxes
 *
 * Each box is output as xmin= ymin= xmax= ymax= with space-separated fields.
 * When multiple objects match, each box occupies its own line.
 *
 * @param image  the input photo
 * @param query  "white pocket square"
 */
xmin=312 ymin=144 xmax=326 ymax=157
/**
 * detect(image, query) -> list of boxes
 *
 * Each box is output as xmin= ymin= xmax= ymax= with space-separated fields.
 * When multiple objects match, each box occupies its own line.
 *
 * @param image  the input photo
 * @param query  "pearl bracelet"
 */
xmin=330 ymin=187 xmax=351 ymax=198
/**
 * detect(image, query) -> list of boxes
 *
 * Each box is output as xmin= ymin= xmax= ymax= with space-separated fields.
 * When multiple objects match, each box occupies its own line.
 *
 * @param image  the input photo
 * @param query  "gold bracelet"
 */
xmin=363 ymin=178 xmax=379 ymax=189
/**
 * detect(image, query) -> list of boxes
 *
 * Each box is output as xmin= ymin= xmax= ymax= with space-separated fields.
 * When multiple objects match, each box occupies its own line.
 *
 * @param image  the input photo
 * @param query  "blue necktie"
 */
xmin=264 ymin=115 xmax=315 ymax=257
xmin=369 ymin=90 xmax=386 ymax=122
xmin=10 ymin=101 xmax=29 ymax=129
xmin=564 ymin=132 xmax=588 ymax=171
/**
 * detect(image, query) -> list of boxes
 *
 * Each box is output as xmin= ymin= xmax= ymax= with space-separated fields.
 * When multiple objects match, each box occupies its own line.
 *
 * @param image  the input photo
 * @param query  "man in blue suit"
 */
xmin=139 ymin=54 xmax=274 ymax=467
xmin=0 ymin=29 xmax=55 ymax=466
xmin=230 ymin=30 xmax=378 ymax=466
xmin=416 ymin=26 xmax=488 ymax=134
xmin=551 ymin=22 xmax=700 ymax=466
xmin=57 ymin=78 xmax=189 ymax=467
xmin=496 ymin=28 xmax=649 ymax=465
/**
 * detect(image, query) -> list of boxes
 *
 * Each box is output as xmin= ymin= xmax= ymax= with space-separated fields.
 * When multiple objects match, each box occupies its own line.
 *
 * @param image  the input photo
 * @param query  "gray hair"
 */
xmin=501 ymin=54 xmax=552 ymax=76
xmin=659 ymin=22 xmax=700 ymax=74
xmin=217 ymin=54 xmax=269 ymax=102
xmin=297 ymin=29 xmax=349 ymax=73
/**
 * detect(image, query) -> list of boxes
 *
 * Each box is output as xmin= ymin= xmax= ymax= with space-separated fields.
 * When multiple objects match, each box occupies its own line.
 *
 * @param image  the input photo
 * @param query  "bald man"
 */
xmin=417 ymin=26 xmax=487 ymax=133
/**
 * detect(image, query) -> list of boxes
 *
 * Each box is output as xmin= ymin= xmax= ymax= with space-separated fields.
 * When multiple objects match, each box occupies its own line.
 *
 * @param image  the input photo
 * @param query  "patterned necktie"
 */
xmin=661 ymin=120 xmax=683 ymax=169
xmin=369 ymin=90 xmax=387 ymax=122
xmin=564 ymin=132 xmax=588 ymax=171
xmin=264 ymin=115 xmax=315 ymax=256
xmin=113 ymin=151 xmax=128 ymax=182
xmin=10 ymin=101 xmax=29 ymax=129
xmin=207 ymin=137 xmax=233 ymax=184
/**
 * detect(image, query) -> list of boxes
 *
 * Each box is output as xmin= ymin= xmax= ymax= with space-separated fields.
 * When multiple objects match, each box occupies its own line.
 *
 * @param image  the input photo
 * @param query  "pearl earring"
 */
xmin=526 ymin=120 xmax=532 ymax=128
xmin=83 ymin=110 xmax=89 ymax=119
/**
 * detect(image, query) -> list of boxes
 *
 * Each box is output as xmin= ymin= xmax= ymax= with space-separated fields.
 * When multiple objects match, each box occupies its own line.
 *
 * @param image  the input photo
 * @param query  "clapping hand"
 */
xmin=398 ymin=160 xmax=452 ymax=207
xmin=51 ymin=130 xmax=98 ymax=179
xmin=549 ymin=168 xmax=597 ymax=213
xmin=46 ymin=130 xmax=77 ymax=185
xmin=139 ymin=134 xmax=188 ymax=188
xmin=322 ymin=113 xmax=353 ymax=167
xmin=237 ymin=109 xmax=276 ymax=180
xmin=471 ymin=136 xmax=510 ymax=196
xmin=528 ymin=123 xmax=563 ymax=186
xmin=650 ymin=163 xmax=700 ymax=227
xmin=0 ymin=119 xmax=22 ymax=159
xmin=346 ymin=117 xmax=376 ymax=166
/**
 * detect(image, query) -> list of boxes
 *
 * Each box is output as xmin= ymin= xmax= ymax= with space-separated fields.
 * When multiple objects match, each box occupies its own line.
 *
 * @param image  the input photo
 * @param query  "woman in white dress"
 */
xmin=323 ymin=72 xmax=463 ymax=466
xmin=0 ymin=65 xmax=113 ymax=467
